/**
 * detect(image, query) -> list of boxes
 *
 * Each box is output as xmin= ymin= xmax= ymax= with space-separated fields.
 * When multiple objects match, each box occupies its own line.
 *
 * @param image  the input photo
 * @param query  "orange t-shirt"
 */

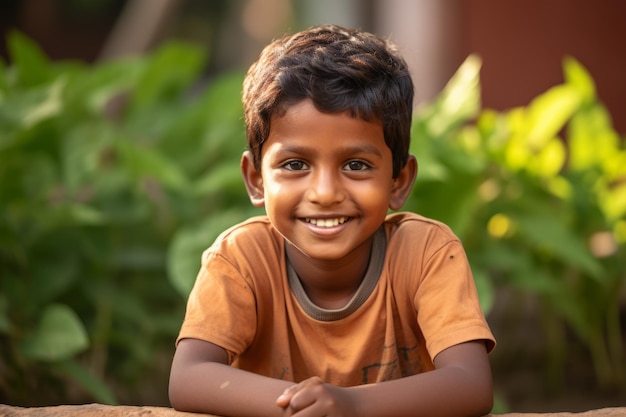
xmin=177 ymin=212 xmax=495 ymax=386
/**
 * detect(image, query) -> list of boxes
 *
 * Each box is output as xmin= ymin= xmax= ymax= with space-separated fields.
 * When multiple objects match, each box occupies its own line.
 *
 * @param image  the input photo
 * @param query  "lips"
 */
xmin=304 ymin=217 xmax=349 ymax=228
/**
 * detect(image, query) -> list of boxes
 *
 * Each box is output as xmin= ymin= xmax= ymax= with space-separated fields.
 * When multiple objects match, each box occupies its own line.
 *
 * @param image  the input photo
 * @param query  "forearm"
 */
xmin=350 ymin=363 xmax=493 ymax=417
xmin=169 ymin=360 xmax=293 ymax=417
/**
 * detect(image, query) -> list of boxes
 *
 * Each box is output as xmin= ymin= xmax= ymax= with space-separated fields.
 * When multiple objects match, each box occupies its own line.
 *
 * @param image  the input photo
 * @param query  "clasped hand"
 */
xmin=276 ymin=376 xmax=357 ymax=417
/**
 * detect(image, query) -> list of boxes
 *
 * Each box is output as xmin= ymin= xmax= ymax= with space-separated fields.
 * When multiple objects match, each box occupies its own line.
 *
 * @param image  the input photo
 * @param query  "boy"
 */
xmin=169 ymin=24 xmax=496 ymax=417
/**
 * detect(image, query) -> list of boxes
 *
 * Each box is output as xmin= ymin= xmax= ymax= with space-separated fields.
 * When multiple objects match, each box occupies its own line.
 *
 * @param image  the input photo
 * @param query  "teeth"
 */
xmin=305 ymin=217 xmax=348 ymax=227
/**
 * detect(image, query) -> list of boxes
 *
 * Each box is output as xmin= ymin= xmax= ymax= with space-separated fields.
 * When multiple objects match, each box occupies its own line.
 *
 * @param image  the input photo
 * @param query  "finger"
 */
xmin=276 ymin=377 xmax=324 ymax=408
xmin=287 ymin=387 xmax=318 ymax=413
xmin=287 ymin=377 xmax=325 ymax=411
xmin=276 ymin=384 xmax=298 ymax=407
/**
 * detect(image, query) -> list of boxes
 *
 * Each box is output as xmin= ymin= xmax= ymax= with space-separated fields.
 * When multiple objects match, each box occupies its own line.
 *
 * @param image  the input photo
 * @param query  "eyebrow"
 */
xmin=278 ymin=143 xmax=385 ymax=158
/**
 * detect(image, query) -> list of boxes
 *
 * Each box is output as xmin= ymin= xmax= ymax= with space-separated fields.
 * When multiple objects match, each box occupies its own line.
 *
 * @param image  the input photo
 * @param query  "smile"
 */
xmin=304 ymin=217 xmax=349 ymax=228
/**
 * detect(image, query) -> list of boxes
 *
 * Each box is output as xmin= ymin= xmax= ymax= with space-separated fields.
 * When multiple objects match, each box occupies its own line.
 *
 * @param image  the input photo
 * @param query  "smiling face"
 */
xmin=241 ymin=99 xmax=417 ymax=267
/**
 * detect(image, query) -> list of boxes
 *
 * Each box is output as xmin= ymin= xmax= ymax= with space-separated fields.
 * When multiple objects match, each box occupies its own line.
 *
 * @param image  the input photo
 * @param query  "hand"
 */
xmin=275 ymin=376 xmax=357 ymax=417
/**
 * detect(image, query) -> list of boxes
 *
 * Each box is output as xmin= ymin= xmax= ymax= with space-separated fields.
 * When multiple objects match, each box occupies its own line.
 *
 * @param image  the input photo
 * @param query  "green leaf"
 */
xmin=61 ymin=123 xmax=113 ymax=192
xmin=409 ymin=122 xmax=448 ymax=181
xmin=409 ymin=169 xmax=482 ymax=239
xmin=563 ymin=56 xmax=596 ymax=104
xmin=67 ymin=203 xmax=107 ymax=225
xmin=601 ymin=183 xmax=626 ymax=221
xmin=25 ymin=77 xmax=67 ymax=127
xmin=528 ymin=138 xmax=566 ymax=178
xmin=129 ymin=40 xmax=206 ymax=111
xmin=30 ymin=250 xmax=80 ymax=306
xmin=20 ymin=304 xmax=89 ymax=361
xmin=422 ymin=54 xmax=482 ymax=137
xmin=511 ymin=257 xmax=564 ymax=295
xmin=569 ymin=104 xmax=620 ymax=171
xmin=167 ymin=210 xmax=253 ymax=297
xmin=156 ymin=72 xmax=246 ymax=177
xmin=12 ymin=152 xmax=58 ymax=201
xmin=77 ymin=58 xmax=144 ymax=114
xmin=602 ymin=147 xmax=626 ymax=182
xmin=514 ymin=212 xmax=604 ymax=280
xmin=7 ymin=30 xmax=51 ymax=87
xmin=525 ymin=84 xmax=580 ymax=150
xmin=117 ymin=139 xmax=189 ymax=191
xmin=193 ymin=162 xmax=244 ymax=197
xmin=1 ymin=76 xmax=65 ymax=130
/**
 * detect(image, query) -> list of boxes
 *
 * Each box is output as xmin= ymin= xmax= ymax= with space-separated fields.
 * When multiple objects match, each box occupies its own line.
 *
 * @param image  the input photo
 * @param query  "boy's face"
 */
xmin=242 ymin=99 xmax=416 ymax=263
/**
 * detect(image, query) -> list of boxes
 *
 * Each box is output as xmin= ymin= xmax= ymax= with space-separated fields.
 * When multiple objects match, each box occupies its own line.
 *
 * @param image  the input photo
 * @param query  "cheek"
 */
xmin=262 ymin=173 xmax=291 ymax=200
xmin=350 ymin=181 xmax=394 ymax=212
xmin=261 ymin=175 xmax=301 ymax=213
xmin=357 ymin=177 xmax=393 ymax=198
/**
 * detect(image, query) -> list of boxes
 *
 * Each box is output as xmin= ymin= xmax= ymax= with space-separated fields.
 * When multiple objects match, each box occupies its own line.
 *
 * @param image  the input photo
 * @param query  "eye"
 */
xmin=344 ymin=160 xmax=370 ymax=171
xmin=282 ymin=160 xmax=308 ymax=171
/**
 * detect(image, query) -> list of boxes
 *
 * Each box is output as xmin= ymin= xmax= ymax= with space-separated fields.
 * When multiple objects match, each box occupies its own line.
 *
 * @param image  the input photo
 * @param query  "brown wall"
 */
xmin=457 ymin=0 xmax=626 ymax=135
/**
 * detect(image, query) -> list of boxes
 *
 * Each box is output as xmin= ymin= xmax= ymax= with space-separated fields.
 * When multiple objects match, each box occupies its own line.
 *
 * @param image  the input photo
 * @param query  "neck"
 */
xmin=285 ymin=238 xmax=373 ymax=310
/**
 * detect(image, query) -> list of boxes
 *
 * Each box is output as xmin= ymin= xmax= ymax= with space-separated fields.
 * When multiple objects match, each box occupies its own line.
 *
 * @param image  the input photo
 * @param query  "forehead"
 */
xmin=265 ymin=100 xmax=385 ymax=151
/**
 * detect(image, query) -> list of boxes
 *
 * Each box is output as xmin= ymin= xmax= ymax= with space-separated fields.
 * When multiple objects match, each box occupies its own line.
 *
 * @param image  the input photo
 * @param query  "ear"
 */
xmin=389 ymin=154 xmax=418 ymax=211
xmin=241 ymin=151 xmax=265 ymax=207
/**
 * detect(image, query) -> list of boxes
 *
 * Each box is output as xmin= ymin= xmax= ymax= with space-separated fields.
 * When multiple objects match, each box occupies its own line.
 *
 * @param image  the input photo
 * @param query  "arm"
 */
xmin=276 ymin=341 xmax=493 ymax=417
xmin=169 ymin=338 xmax=294 ymax=417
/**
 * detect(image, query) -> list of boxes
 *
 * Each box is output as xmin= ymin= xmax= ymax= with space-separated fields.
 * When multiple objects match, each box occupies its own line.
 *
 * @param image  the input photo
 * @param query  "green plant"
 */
xmin=407 ymin=55 xmax=626 ymax=390
xmin=0 ymin=31 xmax=258 ymax=405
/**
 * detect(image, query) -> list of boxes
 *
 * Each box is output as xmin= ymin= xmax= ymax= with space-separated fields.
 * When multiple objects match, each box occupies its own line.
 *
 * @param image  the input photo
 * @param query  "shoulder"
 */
xmin=202 ymin=215 xmax=283 ymax=265
xmin=384 ymin=212 xmax=460 ymax=245
xmin=214 ymin=215 xmax=275 ymax=241
xmin=383 ymin=212 xmax=467 ymax=271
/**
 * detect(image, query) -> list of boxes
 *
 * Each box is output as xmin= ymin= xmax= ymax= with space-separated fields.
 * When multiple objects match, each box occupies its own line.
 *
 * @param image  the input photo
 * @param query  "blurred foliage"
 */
xmin=0 ymin=32 xmax=624 ymax=406
xmin=407 ymin=55 xmax=626 ymax=390
xmin=0 ymin=31 xmax=260 ymax=405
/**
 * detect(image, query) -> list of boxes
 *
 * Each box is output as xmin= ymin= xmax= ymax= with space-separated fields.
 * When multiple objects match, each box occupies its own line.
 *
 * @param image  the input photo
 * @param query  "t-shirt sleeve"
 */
xmin=413 ymin=239 xmax=496 ymax=360
xmin=176 ymin=249 xmax=257 ymax=361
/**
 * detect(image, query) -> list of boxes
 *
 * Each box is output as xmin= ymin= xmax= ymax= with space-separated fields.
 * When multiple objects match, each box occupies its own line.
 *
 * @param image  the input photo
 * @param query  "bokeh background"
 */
xmin=1 ymin=0 xmax=625 ymax=413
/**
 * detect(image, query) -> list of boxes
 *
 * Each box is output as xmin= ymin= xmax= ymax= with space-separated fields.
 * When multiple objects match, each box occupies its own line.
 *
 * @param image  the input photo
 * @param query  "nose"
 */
xmin=306 ymin=168 xmax=345 ymax=206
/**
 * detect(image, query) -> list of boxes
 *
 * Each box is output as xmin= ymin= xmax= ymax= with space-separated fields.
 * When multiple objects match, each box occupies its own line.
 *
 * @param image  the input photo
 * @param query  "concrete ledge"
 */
xmin=0 ymin=404 xmax=625 ymax=417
